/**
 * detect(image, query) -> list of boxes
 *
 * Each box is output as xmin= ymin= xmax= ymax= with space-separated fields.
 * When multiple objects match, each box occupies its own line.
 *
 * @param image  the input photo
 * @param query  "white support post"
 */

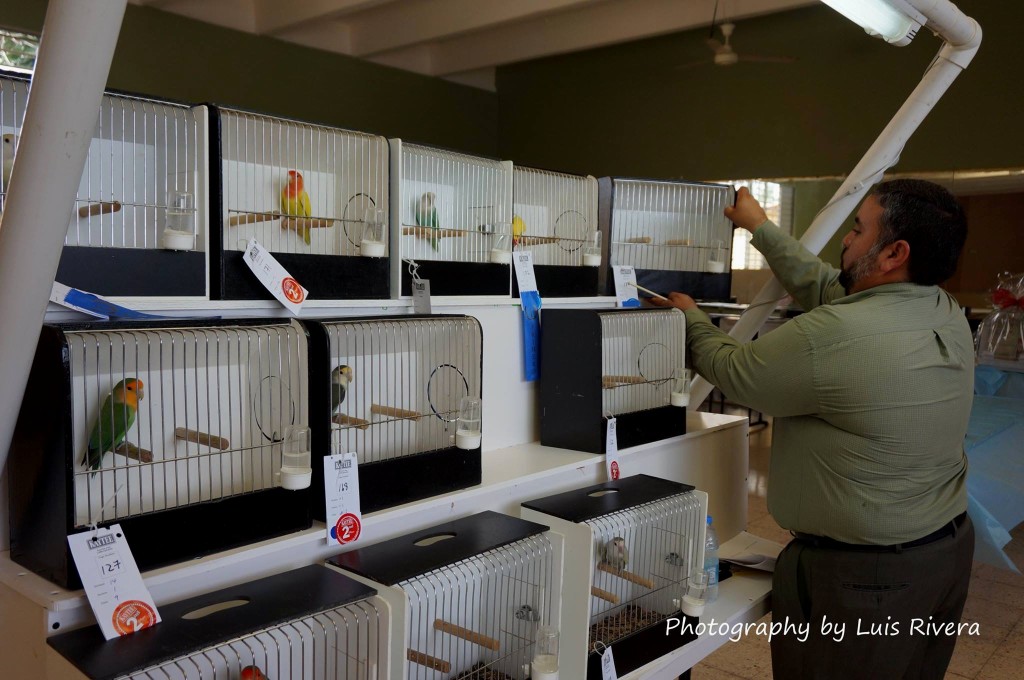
xmin=0 ymin=0 xmax=128 ymax=519
xmin=688 ymin=0 xmax=980 ymax=410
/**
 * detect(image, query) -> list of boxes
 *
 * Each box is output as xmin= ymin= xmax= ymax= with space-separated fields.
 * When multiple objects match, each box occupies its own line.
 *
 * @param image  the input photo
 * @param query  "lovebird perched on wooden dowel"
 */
xmin=281 ymin=169 xmax=312 ymax=245
xmin=331 ymin=364 xmax=353 ymax=415
xmin=415 ymin=192 xmax=439 ymax=251
xmin=601 ymin=536 xmax=629 ymax=570
xmin=83 ymin=378 xmax=144 ymax=473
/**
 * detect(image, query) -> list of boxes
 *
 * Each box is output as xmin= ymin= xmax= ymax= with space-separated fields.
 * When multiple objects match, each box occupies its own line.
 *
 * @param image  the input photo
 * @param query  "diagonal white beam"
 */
xmin=254 ymin=0 xmax=399 ymax=35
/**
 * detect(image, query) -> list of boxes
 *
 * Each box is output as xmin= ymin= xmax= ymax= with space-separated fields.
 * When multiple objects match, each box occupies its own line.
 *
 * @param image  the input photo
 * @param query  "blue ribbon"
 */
xmin=521 ymin=289 xmax=542 ymax=381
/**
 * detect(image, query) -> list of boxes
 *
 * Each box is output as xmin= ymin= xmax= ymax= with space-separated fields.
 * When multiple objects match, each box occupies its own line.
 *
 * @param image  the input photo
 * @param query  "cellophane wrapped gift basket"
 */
xmin=975 ymin=272 xmax=1024 ymax=370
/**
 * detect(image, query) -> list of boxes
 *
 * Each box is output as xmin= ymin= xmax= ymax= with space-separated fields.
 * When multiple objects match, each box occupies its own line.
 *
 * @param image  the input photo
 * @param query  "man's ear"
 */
xmin=880 ymin=239 xmax=910 ymax=273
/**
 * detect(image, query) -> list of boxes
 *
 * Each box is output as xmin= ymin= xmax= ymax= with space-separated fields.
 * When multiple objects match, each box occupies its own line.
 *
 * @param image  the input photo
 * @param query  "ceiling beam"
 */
xmin=253 ymin=0 xmax=399 ymax=36
xmin=134 ymin=0 xmax=259 ymax=33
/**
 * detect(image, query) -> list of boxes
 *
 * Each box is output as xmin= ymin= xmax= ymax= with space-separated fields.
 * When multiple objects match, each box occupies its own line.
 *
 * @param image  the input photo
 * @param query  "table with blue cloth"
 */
xmin=968 ymin=366 xmax=1024 ymax=572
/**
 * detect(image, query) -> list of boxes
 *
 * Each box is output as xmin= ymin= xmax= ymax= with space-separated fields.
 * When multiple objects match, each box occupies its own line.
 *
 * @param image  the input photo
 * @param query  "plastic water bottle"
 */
xmin=704 ymin=515 xmax=719 ymax=603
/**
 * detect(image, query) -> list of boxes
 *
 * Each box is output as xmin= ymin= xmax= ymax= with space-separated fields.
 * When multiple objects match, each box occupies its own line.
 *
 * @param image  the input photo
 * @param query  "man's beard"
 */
xmin=838 ymin=244 xmax=883 ymax=294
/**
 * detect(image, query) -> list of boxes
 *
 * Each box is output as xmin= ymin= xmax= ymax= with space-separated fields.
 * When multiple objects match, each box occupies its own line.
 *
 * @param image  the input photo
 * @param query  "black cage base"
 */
xmin=57 ymin=246 xmax=206 ymax=297
xmin=217 ymin=251 xmax=389 ymax=300
xmin=513 ymin=263 xmax=599 ymax=298
xmin=400 ymin=260 xmax=510 ymax=297
xmin=586 ymin=610 xmax=699 ymax=679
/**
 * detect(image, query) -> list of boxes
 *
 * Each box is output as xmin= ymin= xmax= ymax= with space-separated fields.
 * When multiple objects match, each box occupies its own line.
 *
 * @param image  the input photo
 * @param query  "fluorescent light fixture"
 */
xmin=821 ymin=0 xmax=922 ymax=46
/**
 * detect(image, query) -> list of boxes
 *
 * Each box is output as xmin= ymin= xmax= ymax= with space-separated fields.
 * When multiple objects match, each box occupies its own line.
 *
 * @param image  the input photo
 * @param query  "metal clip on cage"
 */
xmin=521 ymin=475 xmax=708 ymax=679
xmin=512 ymin=165 xmax=599 ymax=297
xmin=389 ymin=139 xmax=514 ymax=297
xmin=329 ymin=511 xmax=559 ymax=680
xmin=48 ymin=564 xmax=388 ymax=679
xmin=540 ymin=308 xmax=687 ymax=453
xmin=210 ymin=106 xmax=391 ymax=300
xmin=0 ymin=70 xmax=210 ymax=298
xmin=8 ymin=319 xmax=312 ymax=589
xmin=598 ymin=178 xmax=735 ymax=301
xmin=303 ymin=314 xmax=483 ymax=516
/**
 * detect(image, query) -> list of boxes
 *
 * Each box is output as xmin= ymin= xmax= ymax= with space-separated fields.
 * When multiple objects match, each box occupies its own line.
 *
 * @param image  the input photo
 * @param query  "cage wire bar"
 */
xmin=512 ymin=166 xmax=598 ymax=267
xmin=325 ymin=316 xmax=482 ymax=464
xmin=607 ymin=179 xmax=733 ymax=274
xmin=599 ymin=309 xmax=686 ymax=417
xmin=218 ymin=108 xmax=388 ymax=257
xmin=399 ymin=535 xmax=554 ymax=680
xmin=60 ymin=322 xmax=307 ymax=527
xmin=395 ymin=141 xmax=512 ymax=265
xmin=585 ymin=492 xmax=703 ymax=652
xmin=113 ymin=599 xmax=386 ymax=680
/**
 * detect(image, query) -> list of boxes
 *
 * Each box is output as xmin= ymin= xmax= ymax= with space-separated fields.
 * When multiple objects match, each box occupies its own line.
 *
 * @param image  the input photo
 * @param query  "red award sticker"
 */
xmin=610 ymin=460 xmax=620 ymax=480
xmin=334 ymin=513 xmax=362 ymax=545
xmin=112 ymin=599 xmax=157 ymax=636
xmin=281 ymin=277 xmax=305 ymax=303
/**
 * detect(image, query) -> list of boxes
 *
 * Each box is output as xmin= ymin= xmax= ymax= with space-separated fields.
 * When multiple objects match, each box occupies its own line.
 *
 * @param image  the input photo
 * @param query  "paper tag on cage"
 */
xmin=601 ymin=647 xmax=618 ymax=680
xmin=68 ymin=525 xmax=161 ymax=641
xmin=412 ymin=279 xmax=432 ymax=314
xmin=243 ymin=238 xmax=308 ymax=314
xmin=513 ymin=251 xmax=538 ymax=293
xmin=605 ymin=417 xmax=621 ymax=480
xmin=612 ymin=266 xmax=641 ymax=308
xmin=325 ymin=452 xmax=363 ymax=545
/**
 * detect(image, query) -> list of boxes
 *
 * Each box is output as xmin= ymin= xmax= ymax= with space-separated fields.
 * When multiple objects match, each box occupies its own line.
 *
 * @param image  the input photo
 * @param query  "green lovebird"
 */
xmin=414 ymin=192 xmax=439 ymax=251
xmin=83 ymin=378 xmax=144 ymax=472
xmin=331 ymin=364 xmax=353 ymax=415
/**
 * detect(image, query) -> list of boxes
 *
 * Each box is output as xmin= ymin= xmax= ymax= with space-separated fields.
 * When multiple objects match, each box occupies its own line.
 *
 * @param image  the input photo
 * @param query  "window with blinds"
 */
xmin=723 ymin=180 xmax=794 ymax=270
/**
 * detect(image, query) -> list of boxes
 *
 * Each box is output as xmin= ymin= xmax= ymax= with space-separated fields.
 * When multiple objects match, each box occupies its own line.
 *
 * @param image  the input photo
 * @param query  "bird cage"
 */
xmin=521 ymin=475 xmax=706 ymax=679
xmin=8 ymin=319 xmax=312 ymax=589
xmin=211 ymin=105 xmax=390 ymax=300
xmin=539 ymin=308 xmax=687 ymax=454
xmin=0 ymin=71 xmax=209 ymax=298
xmin=304 ymin=315 xmax=483 ymax=515
xmin=47 ymin=564 xmax=389 ymax=679
xmin=599 ymin=178 xmax=735 ymax=301
xmin=328 ymin=511 xmax=559 ymax=680
xmin=389 ymin=139 xmax=513 ymax=296
xmin=512 ymin=165 xmax=600 ymax=297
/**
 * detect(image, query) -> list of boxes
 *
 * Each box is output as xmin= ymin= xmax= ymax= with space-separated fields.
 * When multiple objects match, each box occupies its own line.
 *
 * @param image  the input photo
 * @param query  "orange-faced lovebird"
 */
xmin=281 ymin=169 xmax=312 ymax=245
xmin=83 ymin=378 xmax=144 ymax=472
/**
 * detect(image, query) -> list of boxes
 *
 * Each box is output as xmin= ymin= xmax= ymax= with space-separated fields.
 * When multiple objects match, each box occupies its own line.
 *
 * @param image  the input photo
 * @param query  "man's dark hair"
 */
xmin=870 ymin=179 xmax=968 ymax=285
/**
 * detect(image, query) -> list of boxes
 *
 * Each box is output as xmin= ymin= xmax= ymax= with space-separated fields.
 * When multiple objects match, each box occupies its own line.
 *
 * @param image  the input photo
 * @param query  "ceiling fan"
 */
xmin=675 ymin=11 xmax=797 ymax=70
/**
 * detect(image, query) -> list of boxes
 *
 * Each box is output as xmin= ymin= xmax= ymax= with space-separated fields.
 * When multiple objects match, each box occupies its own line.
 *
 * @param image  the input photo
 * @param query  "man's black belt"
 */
xmin=792 ymin=512 xmax=967 ymax=553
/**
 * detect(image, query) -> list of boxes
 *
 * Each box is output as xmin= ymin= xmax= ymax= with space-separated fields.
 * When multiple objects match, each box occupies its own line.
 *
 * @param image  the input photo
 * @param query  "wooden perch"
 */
xmin=666 ymin=239 xmax=692 ymax=246
xmin=517 ymin=235 xmax=560 ymax=246
xmin=174 ymin=427 xmax=230 ymax=451
xmin=407 ymin=650 xmax=450 ymax=674
xmin=602 ymin=375 xmax=647 ymax=388
xmin=228 ymin=211 xmax=280 ymax=227
xmin=624 ymin=236 xmax=652 ymax=244
xmin=591 ymin=586 xmax=620 ymax=605
xmin=77 ymin=201 xmax=122 ymax=219
xmin=402 ymin=226 xmax=465 ymax=239
xmin=433 ymin=619 xmax=501 ymax=651
xmin=332 ymin=413 xmax=370 ymax=430
xmin=596 ymin=562 xmax=656 ymax=589
xmin=112 ymin=442 xmax=152 ymax=463
xmin=283 ymin=216 xmax=335 ymax=231
xmin=371 ymin=403 xmax=423 ymax=421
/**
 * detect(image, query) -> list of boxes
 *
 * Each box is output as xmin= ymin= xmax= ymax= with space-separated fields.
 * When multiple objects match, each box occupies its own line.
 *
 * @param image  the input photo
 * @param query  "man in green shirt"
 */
xmin=657 ymin=180 xmax=974 ymax=678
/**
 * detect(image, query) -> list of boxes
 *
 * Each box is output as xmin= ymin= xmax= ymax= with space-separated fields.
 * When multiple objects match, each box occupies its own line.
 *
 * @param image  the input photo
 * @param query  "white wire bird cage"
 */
xmin=329 ymin=511 xmax=559 ymax=680
xmin=539 ymin=308 xmax=687 ymax=454
xmin=47 ymin=565 xmax=389 ymax=680
xmin=304 ymin=314 xmax=483 ymax=515
xmin=599 ymin=178 xmax=734 ymax=301
xmin=213 ymin=106 xmax=391 ymax=300
xmin=521 ymin=475 xmax=707 ymax=679
xmin=512 ymin=166 xmax=600 ymax=296
xmin=0 ymin=70 xmax=210 ymax=298
xmin=389 ymin=139 xmax=513 ymax=297
xmin=8 ymin=319 xmax=312 ymax=589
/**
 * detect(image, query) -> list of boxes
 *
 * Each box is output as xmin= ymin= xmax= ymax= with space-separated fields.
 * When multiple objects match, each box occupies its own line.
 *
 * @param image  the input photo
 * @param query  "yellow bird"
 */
xmin=512 ymin=215 xmax=527 ymax=247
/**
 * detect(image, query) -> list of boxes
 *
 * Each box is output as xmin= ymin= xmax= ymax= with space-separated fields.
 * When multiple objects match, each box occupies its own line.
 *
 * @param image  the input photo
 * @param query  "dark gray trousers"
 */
xmin=771 ymin=515 xmax=974 ymax=680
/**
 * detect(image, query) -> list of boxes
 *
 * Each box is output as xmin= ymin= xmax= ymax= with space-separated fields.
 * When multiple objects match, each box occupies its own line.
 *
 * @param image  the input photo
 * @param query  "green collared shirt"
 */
xmin=684 ymin=221 xmax=972 ymax=544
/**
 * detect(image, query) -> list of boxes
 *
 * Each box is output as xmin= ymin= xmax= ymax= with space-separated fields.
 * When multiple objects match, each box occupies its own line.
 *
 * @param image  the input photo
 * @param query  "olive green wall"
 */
xmin=496 ymin=1 xmax=1021 ymax=181
xmin=0 ymin=0 xmax=498 ymax=156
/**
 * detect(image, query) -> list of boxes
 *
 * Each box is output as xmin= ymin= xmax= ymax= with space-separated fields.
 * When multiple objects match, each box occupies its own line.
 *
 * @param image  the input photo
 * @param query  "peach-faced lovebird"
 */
xmin=601 ymin=536 xmax=629 ymax=570
xmin=331 ymin=364 xmax=353 ymax=415
xmin=281 ymin=170 xmax=312 ymax=245
xmin=83 ymin=378 xmax=144 ymax=472
xmin=240 ymin=666 xmax=269 ymax=680
xmin=415 ymin=192 xmax=439 ymax=251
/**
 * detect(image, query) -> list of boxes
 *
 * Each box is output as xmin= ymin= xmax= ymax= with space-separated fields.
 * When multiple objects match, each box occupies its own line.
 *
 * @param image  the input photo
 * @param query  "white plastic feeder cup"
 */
xmin=456 ymin=396 xmax=482 ymax=449
xmin=361 ymin=208 xmax=387 ymax=257
xmin=671 ymin=367 xmax=692 ymax=407
xmin=162 ymin=190 xmax=196 ymax=251
xmin=280 ymin=424 xmax=312 ymax=490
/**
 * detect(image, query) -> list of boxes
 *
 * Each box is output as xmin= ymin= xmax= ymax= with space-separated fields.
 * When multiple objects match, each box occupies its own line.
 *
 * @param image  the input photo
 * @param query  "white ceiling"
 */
xmin=129 ymin=0 xmax=818 ymax=90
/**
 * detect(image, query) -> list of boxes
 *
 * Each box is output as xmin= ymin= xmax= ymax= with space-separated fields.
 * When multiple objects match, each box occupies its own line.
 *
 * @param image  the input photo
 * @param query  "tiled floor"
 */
xmin=691 ymin=417 xmax=1024 ymax=679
